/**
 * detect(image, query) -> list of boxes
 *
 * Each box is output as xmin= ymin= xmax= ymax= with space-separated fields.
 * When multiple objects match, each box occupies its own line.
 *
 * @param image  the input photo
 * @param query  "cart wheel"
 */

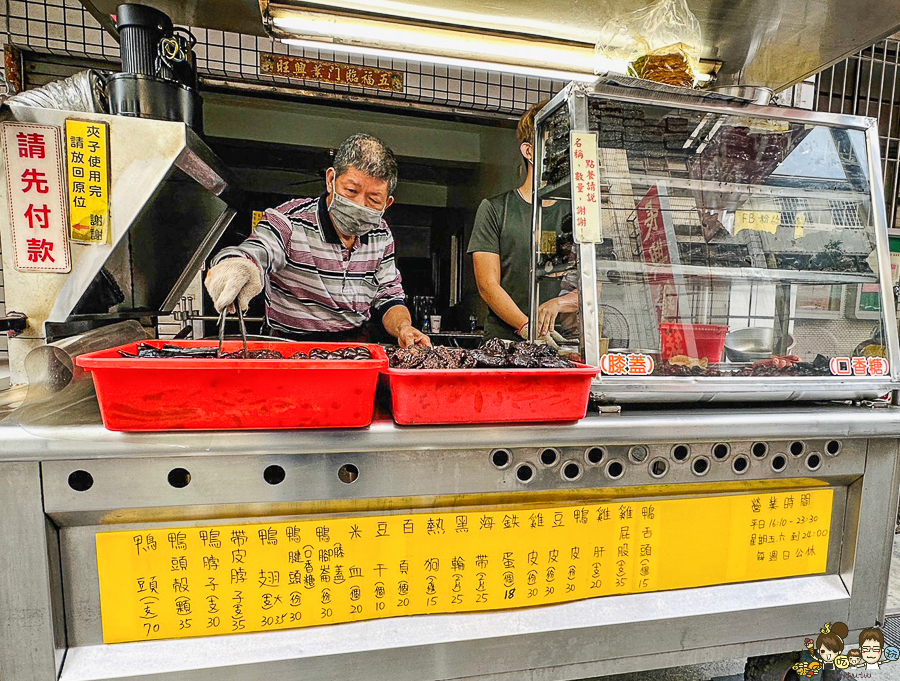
xmin=744 ymin=652 xmax=801 ymax=681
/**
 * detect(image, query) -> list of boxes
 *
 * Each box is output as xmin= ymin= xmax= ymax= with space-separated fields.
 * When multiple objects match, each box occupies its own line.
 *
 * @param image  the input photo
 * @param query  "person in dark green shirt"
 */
xmin=468 ymin=100 xmax=577 ymax=341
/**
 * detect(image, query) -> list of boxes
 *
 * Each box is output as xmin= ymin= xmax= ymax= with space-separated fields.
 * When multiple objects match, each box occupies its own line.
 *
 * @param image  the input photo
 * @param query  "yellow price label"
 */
xmin=96 ymin=489 xmax=832 ymax=643
xmin=65 ymin=119 xmax=109 ymax=244
xmin=251 ymin=210 xmax=266 ymax=232
xmin=734 ymin=210 xmax=782 ymax=235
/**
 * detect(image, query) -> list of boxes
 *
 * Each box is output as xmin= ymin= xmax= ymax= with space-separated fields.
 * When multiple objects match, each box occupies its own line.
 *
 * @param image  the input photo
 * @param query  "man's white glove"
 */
xmin=205 ymin=258 xmax=263 ymax=313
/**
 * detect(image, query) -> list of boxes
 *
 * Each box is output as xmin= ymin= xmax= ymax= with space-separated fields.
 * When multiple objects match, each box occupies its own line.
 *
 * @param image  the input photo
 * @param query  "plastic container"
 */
xmin=384 ymin=364 xmax=599 ymax=425
xmin=660 ymin=323 xmax=728 ymax=362
xmin=76 ymin=340 xmax=388 ymax=431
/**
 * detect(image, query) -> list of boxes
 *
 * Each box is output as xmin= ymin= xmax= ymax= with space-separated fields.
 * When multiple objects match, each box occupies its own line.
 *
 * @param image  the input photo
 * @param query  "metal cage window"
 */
xmin=816 ymin=37 xmax=900 ymax=229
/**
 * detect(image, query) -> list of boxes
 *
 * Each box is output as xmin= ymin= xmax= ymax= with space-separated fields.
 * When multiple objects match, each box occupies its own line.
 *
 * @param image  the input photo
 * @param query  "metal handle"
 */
xmin=237 ymin=306 xmax=249 ymax=358
xmin=0 ymin=312 xmax=27 ymax=335
xmin=216 ymin=307 xmax=227 ymax=358
xmin=215 ymin=307 xmax=249 ymax=358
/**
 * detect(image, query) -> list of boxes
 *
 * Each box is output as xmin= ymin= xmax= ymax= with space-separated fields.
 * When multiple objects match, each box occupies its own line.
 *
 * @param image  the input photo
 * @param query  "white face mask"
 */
xmin=327 ymin=174 xmax=386 ymax=237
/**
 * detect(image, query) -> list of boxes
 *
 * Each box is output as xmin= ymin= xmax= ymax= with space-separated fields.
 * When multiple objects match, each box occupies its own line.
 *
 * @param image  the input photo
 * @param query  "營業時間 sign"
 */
xmin=96 ymin=489 xmax=832 ymax=643
xmin=260 ymin=53 xmax=404 ymax=92
xmin=2 ymin=122 xmax=71 ymax=272
xmin=65 ymin=119 xmax=110 ymax=244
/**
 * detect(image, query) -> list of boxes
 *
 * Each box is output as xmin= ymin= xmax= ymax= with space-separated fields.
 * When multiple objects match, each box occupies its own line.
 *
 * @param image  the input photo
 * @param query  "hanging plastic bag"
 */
xmin=595 ymin=0 xmax=702 ymax=88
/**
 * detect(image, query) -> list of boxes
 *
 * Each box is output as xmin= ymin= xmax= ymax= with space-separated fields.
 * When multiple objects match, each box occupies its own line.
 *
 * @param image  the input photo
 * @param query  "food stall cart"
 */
xmin=2 ymin=2 xmax=900 ymax=679
xmin=1 ymin=86 xmax=900 ymax=681
xmin=2 ymin=405 xmax=900 ymax=681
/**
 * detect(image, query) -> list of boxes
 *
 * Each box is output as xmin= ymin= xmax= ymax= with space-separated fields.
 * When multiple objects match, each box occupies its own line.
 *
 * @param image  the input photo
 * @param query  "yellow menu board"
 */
xmin=65 ymin=119 xmax=109 ymax=243
xmin=96 ymin=489 xmax=832 ymax=643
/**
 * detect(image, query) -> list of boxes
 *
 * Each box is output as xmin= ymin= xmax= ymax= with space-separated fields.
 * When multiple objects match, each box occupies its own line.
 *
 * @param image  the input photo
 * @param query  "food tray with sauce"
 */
xmin=384 ymin=364 xmax=599 ymax=426
xmin=76 ymin=340 xmax=388 ymax=431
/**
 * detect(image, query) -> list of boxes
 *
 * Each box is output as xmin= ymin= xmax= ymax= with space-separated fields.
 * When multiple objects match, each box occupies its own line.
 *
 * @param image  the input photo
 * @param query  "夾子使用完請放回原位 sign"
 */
xmin=65 ymin=119 xmax=110 ymax=244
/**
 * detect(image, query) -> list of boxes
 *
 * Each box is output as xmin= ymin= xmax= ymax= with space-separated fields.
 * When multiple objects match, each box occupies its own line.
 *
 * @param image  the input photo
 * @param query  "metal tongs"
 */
xmin=538 ymin=329 xmax=570 ymax=352
xmin=216 ymin=306 xmax=249 ymax=358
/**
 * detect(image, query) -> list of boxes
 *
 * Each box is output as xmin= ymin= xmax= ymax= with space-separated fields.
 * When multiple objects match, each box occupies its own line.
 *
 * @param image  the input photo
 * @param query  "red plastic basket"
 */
xmin=76 ymin=340 xmax=388 ymax=431
xmin=384 ymin=364 xmax=599 ymax=426
xmin=659 ymin=323 xmax=728 ymax=362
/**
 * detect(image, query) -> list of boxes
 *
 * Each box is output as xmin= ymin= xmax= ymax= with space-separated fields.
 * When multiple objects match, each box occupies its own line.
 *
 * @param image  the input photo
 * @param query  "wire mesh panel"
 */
xmin=816 ymin=38 xmax=900 ymax=229
xmin=5 ymin=0 xmax=565 ymax=116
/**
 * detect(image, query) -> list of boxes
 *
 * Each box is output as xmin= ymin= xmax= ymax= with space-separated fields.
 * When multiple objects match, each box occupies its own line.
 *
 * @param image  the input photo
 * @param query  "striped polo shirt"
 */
xmin=212 ymin=193 xmax=405 ymax=334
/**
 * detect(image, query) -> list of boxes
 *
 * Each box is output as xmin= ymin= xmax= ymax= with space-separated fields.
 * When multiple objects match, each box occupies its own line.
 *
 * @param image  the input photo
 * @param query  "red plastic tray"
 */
xmin=384 ymin=364 xmax=599 ymax=425
xmin=76 ymin=340 xmax=388 ymax=431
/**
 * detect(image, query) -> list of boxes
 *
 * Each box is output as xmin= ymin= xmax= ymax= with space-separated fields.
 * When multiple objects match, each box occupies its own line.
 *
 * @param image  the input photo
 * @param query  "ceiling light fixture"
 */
xmin=281 ymin=38 xmax=606 ymax=83
xmin=266 ymin=3 xmax=623 ymax=79
xmin=265 ymin=3 xmax=711 ymax=84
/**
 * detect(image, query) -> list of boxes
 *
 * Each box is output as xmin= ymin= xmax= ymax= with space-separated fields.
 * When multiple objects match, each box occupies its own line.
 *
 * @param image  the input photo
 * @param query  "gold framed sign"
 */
xmin=260 ymin=53 xmax=404 ymax=92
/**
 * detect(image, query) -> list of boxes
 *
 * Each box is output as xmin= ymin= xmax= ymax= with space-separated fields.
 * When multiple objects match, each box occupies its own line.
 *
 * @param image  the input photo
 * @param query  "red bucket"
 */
xmin=660 ymin=323 xmax=728 ymax=363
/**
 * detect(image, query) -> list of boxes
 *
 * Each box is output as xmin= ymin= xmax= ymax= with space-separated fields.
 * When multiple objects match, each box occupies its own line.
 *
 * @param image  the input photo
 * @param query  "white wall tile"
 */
xmin=47 ymin=7 xmax=65 ymax=24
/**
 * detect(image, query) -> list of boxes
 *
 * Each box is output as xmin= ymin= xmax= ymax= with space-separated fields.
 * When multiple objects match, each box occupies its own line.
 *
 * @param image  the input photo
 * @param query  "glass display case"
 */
xmin=531 ymin=77 xmax=900 ymax=402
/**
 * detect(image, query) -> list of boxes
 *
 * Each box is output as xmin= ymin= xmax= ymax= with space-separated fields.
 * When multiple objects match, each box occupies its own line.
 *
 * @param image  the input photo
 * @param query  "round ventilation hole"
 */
xmin=692 ymin=457 xmax=710 ymax=476
xmin=540 ymin=448 xmax=560 ymax=467
xmin=516 ymin=463 xmax=535 ymax=483
xmin=606 ymin=461 xmax=625 ymax=480
xmin=263 ymin=465 xmax=285 ymax=485
xmin=732 ymin=455 xmax=749 ymax=474
xmin=585 ymin=447 xmax=606 ymax=465
xmin=338 ymin=464 xmax=359 ymax=484
xmin=68 ymin=470 xmax=94 ymax=492
xmin=629 ymin=445 xmax=649 ymax=463
xmin=671 ymin=444 xmax=690 ymax=461
xmin=712 ymin=443 xmax=730 ymax=460
xmin=491 ymin=449 xmax=511 ymax=469
xmin=167 ymin=468 xmax=191 ymax=489
xmin=561 ymin=461 xmax=582 ymax=481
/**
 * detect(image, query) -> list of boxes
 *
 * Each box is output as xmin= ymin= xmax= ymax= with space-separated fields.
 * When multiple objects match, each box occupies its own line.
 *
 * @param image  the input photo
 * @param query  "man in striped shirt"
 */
xmin=205 ymin=134 xmax=430 ymax=347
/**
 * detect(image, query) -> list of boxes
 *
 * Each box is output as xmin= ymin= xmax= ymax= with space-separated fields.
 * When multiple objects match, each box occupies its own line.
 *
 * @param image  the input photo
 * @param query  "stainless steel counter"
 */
xmin=2 ymin=405 xmax=899 ymax=681
xmin=2 ymin=404 xmax=900 ymax=461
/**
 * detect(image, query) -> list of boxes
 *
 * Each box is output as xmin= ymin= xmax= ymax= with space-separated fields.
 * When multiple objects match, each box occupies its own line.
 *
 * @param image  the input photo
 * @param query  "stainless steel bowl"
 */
xmin=724 ymin=328 xmax=794 ymax=363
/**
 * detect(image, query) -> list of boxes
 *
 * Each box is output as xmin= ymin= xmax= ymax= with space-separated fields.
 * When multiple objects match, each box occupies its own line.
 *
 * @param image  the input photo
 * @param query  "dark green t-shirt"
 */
xmin=467 ymin=189 xmax=566 ymax=341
